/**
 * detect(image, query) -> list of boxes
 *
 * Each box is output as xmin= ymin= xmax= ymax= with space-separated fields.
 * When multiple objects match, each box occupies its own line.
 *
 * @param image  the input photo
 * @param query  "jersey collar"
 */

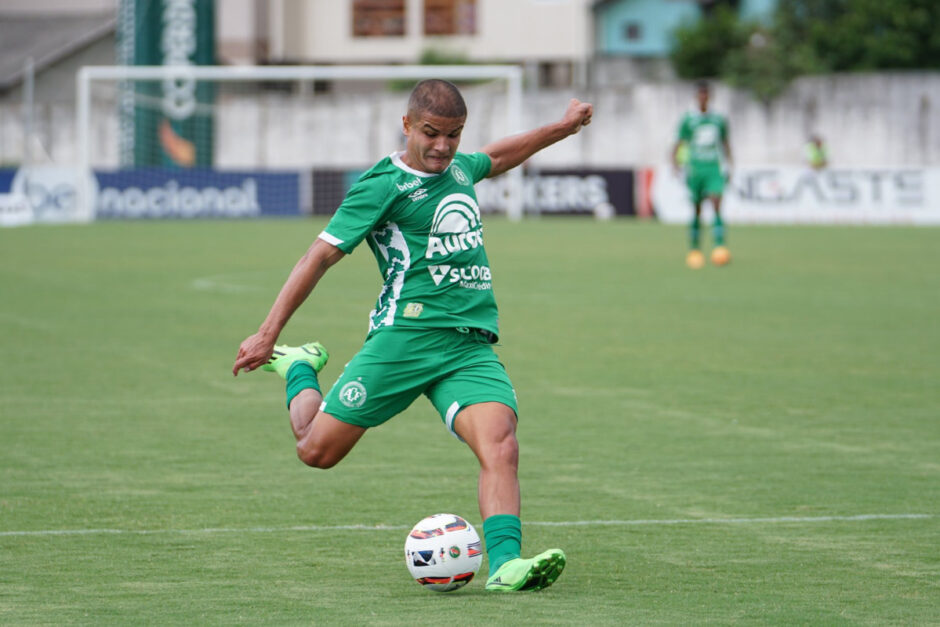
xmin=390 ymin=151 xmax=448 ymax=178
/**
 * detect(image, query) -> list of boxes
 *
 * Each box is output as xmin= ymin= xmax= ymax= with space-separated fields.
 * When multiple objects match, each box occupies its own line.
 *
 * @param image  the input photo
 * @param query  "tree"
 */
xmin=669 ymin=5 xmax=748 ymax=80
xmin=669 ymin=0 xmax=940 ymax=102
xmin=776 ymin=0 xmax=940 ymax=72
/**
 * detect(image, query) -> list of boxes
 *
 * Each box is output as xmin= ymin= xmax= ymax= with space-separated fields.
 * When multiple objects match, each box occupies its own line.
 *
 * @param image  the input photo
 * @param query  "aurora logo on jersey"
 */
xmin=425 ymin=193 xmax=483 ymax=259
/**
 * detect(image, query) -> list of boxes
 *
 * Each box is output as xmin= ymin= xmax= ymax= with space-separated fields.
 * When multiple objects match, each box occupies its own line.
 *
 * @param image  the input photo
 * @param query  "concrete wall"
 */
xmin=2 ymin=73 xmax=938 ymax=169
xmin=532 ymin=73 xmax=939 ymax=168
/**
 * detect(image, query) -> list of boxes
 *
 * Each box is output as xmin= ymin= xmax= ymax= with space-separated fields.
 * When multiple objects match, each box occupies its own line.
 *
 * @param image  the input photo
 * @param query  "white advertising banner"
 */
xmin=651 ymin=166 xmax=940 ymax=225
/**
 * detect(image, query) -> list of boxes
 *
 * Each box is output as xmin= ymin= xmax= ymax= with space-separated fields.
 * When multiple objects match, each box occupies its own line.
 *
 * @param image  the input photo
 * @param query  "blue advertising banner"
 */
xmin=95 ymin=169 xmax=302 ymax=219
xmin=0 ymin=169 xmax=15 ymax=193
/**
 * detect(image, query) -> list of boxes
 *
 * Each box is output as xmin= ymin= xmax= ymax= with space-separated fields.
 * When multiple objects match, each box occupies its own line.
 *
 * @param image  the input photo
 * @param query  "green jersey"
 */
xmin=320 ymin=151 xmax=499 ymax=340
xmin=677 ymin=111 xmax=728 ymax=166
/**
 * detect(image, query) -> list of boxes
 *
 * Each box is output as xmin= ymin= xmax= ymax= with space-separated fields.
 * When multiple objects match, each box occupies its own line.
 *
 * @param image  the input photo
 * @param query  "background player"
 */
xmin=233 ymin=79 xmax=593 ymax=592
xmin=672 ymin=81 xmax=733 ymax=268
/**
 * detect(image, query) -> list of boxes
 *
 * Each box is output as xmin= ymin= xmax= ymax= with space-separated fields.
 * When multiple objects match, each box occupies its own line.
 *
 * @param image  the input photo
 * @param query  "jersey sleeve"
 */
xmin=677 ymin=115 xmax=692 ymax=142
xmin=464 ymin=152 xmax=492 ymax=183
xmin=319 ymin=175 xmax=391 ymax=254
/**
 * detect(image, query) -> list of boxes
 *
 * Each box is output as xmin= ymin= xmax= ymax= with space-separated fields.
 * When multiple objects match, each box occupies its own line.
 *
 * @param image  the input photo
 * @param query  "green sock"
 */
xmin=285 ymin=361 xmax=321 ymax=409
xmin=713 ymin=213 xmax=725 ymax=246
xmin=690 ymin=214 xmax=701 ymax=249
xmin=483 ymin=514 xmax=521 ymax=574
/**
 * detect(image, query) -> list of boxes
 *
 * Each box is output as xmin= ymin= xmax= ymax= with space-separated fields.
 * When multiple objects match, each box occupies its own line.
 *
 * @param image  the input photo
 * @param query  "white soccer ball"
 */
xmin=404 ymin=513 xmax=483 ymax=592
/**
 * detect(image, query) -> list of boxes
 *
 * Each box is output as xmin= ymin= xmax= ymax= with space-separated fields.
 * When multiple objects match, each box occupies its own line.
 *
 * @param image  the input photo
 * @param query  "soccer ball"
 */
xmin=404 ymin=513 xmax=483 ymax=592
xmin=710 ymin=246 xmax=732 ymax=266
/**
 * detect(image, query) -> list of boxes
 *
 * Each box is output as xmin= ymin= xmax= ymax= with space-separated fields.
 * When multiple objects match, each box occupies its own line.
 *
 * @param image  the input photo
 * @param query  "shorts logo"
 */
xmin=450 ymin=166 xmax=470 ymax=186
xmin=339 ymin=381 xmax=367 ymax=408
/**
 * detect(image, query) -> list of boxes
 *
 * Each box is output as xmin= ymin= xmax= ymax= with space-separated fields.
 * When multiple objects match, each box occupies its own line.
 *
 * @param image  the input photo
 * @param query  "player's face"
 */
xmin=402 ymin=111 xmax=465 ymax=173
xmin=696 ymin=88 xmax=710 ymax=112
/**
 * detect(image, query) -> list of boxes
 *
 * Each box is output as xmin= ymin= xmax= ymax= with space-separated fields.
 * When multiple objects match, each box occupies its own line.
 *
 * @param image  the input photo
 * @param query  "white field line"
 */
xmin=0 ymin=514 xmax=933 ymax=538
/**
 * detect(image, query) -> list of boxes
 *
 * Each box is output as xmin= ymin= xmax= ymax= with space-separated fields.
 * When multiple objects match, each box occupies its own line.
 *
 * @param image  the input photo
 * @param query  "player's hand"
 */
xmin=562 ymin=98 xmax=593 ymax=135
xmin=232 ymin=332 xmax=276 ymax=376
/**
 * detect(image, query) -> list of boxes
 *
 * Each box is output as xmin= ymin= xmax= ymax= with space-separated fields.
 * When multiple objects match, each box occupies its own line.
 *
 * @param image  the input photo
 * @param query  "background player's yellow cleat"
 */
xmin=711 ymin=246 xmax=732 ymax=266
xmin=686 ymin=249 xmax=706 ymax=269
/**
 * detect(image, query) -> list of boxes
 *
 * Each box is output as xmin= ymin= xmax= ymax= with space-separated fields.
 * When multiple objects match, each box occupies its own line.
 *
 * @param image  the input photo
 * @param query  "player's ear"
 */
xmin=402 ymin=114 xmax=411 ymax=135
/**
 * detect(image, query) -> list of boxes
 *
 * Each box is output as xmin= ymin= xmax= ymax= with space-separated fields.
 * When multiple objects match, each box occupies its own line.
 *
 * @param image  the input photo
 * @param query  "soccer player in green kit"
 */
xmin=672 ymin=81 xmax=733 ymax=268
xmin=233 ymin=79 xmax=593 ymax=592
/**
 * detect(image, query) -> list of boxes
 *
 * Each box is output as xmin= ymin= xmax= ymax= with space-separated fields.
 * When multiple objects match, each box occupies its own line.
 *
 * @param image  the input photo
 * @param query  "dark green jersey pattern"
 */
xmin=677 ymin=111 xmax=728 ymax=166
xmin=319 ymin=151 xmax=499 ymax=340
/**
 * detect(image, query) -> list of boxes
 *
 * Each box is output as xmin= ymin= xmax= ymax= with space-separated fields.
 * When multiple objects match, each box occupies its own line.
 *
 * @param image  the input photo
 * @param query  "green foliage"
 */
xmin=670 ymin=6 xmax=748 ymax=80
xmin=776 ymin=0 xmax=940 ymax=72
xmin=417 ymin=47 xmax=472 ymax=66
xmin=389 ymin=48 xmax=483 ymax=91
xmin=670 ymin=0 xmax=940 ymax=102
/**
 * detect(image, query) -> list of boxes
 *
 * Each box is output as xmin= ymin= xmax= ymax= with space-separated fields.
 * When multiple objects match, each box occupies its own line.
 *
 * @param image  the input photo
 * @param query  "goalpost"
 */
xmin=75 ymin=64 xmax=524 ymax=221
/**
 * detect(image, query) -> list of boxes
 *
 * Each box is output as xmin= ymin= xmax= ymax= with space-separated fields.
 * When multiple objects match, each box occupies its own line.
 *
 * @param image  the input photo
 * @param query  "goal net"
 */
xmin=76 ymin=65 xmax=524 ymax=221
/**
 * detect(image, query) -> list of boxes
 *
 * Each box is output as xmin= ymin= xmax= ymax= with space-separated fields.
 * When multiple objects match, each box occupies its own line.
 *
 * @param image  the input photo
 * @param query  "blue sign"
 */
xmin=0 ymin=168 xmax=15 ymax=193
xmin=94 ymin=169 xmax=302 ymax=219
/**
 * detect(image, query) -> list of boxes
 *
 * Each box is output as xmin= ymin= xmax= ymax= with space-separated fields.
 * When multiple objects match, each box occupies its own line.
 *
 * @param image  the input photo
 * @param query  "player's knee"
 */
xmin=484 ymin=431 xmax=519 ymax=470
xmin=296 ymin=442 xmax=340 ymax=469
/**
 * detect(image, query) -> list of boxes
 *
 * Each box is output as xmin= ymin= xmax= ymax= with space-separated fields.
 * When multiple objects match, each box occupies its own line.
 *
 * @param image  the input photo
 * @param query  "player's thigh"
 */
xmin=425 ymin=343 xmax=518 ymax=441
xmin=297 ymin=410 xmax=367 ymax=467
xmin=685 ymin=168 xmax=707 ymax=204
xmin=451 ymin=401 xmax=518 ymax=464
xmin=320 ymin=328 xmax=439 ymax=429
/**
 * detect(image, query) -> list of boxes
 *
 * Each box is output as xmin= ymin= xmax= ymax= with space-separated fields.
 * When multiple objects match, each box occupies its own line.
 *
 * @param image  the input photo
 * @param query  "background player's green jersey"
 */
xmin=319 ymin=151 xmax=500 ymax=340
xmin=677 ymin=111 xmax=728 ymax=166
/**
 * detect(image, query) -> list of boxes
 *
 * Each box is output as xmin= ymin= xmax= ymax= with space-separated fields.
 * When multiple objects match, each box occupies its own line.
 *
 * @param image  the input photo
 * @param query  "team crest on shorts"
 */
xmin=339 ymin=381 xmax=367 ymax=408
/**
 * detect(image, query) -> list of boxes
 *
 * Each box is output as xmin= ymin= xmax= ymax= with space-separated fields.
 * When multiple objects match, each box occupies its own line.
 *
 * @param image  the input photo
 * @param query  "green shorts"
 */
xmin=685 ymin=162 xmax=726 ymax=204
xmin=320 ymin=326 xmax=518 ymax=439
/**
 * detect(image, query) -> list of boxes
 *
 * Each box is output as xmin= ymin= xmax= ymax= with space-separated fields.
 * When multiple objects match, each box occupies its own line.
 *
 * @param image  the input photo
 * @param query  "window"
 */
xmin=623 ymin=21 xmax=642 ymax=41
xmin=424 ymin=0 xmax=476 ymax=35
xmin=353 ymin=0 xmax=406 ymax=37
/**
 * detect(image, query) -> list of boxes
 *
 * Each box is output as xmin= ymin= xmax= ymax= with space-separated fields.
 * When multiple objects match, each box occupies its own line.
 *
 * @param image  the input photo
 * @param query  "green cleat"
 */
xmin=261 ymin=342 xmax=329 ymax=379
xmin=484 ymin=549 xmax=566 ymax=592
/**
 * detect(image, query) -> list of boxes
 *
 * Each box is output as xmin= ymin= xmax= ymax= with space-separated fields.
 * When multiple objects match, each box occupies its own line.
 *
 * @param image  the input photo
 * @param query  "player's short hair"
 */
xmin=695 ymin=80 xmax=710 ymax=93
xmin=407 ymin=79 xmax=467 ymax=120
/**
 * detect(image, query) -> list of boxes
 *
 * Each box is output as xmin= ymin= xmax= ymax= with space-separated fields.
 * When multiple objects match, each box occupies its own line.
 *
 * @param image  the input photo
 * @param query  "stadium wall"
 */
xmin=1 ymin=72 xmax=939 ymax=225
xmin=1 ymin=73 xmax=937 ymax=170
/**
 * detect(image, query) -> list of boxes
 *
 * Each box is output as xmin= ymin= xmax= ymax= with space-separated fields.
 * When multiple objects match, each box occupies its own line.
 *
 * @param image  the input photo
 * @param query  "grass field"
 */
xmin=1 ymin=218 xmax=938 ymax=625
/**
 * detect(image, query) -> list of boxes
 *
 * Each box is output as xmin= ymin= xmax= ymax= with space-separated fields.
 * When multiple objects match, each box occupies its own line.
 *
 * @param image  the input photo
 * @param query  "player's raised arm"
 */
xmin=481 ymin=98 xmax=592 ymax=178
xmin=232 ymin=238 xmax=345 ymax=376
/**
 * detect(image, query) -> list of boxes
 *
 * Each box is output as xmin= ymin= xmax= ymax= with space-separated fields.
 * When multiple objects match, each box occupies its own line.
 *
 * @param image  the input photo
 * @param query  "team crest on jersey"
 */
xmin=450 ymin=165 xmax=470 ymax=186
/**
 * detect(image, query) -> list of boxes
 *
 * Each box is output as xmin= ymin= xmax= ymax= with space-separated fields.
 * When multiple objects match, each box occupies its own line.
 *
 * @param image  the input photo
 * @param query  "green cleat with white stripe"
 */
xmin=261 ymin=342 xmax=329 ymax=379
xmin=485 ymin=549 xmax=566 ymax=592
